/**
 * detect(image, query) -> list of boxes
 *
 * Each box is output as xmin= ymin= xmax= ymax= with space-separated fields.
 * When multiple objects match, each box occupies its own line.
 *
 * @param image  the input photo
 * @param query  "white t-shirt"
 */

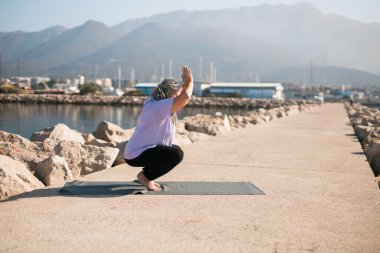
xmin=124 ymin=97 xmax=175 ymax=160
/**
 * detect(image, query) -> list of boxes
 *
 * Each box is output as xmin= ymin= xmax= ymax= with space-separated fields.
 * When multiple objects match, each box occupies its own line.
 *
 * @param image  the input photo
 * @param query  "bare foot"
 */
xmin=137 ymin=171 xmax=161 ymax=191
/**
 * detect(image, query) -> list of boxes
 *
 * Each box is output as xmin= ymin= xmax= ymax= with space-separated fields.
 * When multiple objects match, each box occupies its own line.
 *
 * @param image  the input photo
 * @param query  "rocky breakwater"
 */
xmin=0 ymin=94 xmax=318 ymax=109
xmin=345 ymin=103 xmax=380 ymax=187
xmin=0 ymin=99 xmax=321 ymax=200
xmin=0 ymin=124 xmax=120 ymax=200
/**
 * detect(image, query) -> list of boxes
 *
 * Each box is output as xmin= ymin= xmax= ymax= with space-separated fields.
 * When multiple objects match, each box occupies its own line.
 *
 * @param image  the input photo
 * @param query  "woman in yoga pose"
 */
xmin=124 ymin=66 xmax=193 ymax=191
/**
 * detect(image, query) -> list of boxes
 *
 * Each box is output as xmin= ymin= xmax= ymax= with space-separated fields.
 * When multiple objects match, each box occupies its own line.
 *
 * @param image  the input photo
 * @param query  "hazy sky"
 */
xmin=0 ymin=0 xmax=379 ymax=32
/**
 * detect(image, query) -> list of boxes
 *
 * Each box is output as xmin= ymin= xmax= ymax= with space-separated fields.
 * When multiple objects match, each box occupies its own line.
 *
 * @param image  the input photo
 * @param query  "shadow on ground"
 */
xmin=351 ymin=152 xmax=365 ymax=155
xmin=1 ymin=181 xmax=145 ymax=202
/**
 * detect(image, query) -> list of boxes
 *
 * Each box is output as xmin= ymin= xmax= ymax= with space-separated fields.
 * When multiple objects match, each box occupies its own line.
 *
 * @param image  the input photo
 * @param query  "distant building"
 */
xmin=356 ymin=92 xmax=365 ymax=100
xmin=193 ymin=81 xmax=210 ymax=97
xmin=52 ymin=83 xmax=79 ymax=94
xmin=134 ymin=81 xmax=209 ymax=97
xmin=31 ymin=77 xmax=50 ymax=85
xmin=11 ymin=77 xmax=31 ymax=87
xmin=324 ymin=89 xmax=354 ymax=100
xmin=73 ymin=75 xmax=85 ymax=86
xmin=134 ymin=83 xmax=158 ymax=96
xmin=209 ymin=82 xmax=284 ymax=99
xmin=285 ymin=89 xmax=321 ymax=100
xmin=91 ymin=77 xmax=113 ymax=88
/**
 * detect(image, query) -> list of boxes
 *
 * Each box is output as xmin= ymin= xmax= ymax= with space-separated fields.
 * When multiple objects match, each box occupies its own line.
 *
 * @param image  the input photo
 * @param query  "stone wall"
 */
xmin=345 ymin=103 xmax=380 ymax=188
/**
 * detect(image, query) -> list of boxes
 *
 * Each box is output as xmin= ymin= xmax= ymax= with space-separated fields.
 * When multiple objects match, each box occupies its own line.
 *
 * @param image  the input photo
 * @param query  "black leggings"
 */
xmin=125 ymin=145 xmax=184 ymax=180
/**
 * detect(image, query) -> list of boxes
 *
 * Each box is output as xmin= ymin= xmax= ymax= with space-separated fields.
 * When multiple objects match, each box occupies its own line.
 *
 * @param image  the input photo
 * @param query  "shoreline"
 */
xmin=0 ymin=94 xmax=320 ymax=109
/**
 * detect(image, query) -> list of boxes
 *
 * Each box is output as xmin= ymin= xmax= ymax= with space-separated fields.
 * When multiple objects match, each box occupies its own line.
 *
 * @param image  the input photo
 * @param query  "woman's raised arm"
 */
xmin=172 ymin=66 xmax=193 ymax=113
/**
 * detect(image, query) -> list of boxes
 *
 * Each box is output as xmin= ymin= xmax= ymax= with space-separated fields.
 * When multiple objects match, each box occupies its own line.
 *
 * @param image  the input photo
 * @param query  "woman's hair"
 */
xmin=152 ymin=79 xmax=180 ymax=100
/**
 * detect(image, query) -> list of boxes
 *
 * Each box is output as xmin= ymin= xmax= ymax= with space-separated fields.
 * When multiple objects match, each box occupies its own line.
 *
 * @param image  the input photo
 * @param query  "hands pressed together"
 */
xmin=181 ymin=66 xmax=193 ymax=85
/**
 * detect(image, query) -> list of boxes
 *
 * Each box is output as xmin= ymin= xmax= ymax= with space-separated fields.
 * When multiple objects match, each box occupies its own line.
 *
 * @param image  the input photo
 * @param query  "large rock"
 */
xmin=30 ymin=123 xmax=84 ymax=144
xmin=86 ymin=138 xmax=116 ymax=148
xmin=354 ymin=125 xmax=374 ymax=143
xmin=285 ymin=105 xmax=300 ymax=116
xmin=367 ymin=129 xmax=380 ymax=144
xmin=83 ymin=138 xmax=127 ymax=167
xmin=53 ymin=141 xmax=119 ymax=176
xmin=183 ymin=114 xmax=231 ymax=136
xmin=365 ymin=139 xmax=380 ymax=176
xmin=93 ymin=121 xmax=134 ymax=143
xmin=228 ymin=115 xmax=250 ymax=129
xmin=82 ymin=133 xmax=96 ymax=143
xmin=112 ymin=141 xmax=128 ymax=166
xmin=0 ymin=131 xmax=46 ymax=172
xmin=35 ymin=155 xmax=73 ymax=186
xmin=0 ymin=155 xmax=44 ymax=200
xmin=244 ymin=110 xmax=265 ymax=124
xmin=277 ymin=110 xmax=287 ymax=118
xmin=173 ymin=133 xmax=193 ymax=146
xmin=186 ymin=131 xmax=210 ymax=143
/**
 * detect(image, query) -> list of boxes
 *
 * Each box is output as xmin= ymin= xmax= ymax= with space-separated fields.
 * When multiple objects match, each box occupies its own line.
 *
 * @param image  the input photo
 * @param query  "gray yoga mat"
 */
xmin=59 ymin=180 xmax=264 ymax=196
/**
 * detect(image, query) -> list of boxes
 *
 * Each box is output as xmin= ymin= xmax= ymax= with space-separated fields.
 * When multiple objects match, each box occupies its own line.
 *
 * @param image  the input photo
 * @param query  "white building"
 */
xmin=209 ymin=83 xmax=284 ymax=99
xmin=31 ymin=77 xmax=50 ymax=85
xmin=73 ymin=75 xmax=85 ymax=86
xmin=92 ymin=77 xmax=112 ymax=88
xmin=134 ymin=83 xmax=158 ymax=96
xmin=11 ymin=77 xmax=31 ymax=87
xmin=52 ymin=83 xmax=79 ymax=94
xmin=193 ymin=81 xmax=210 ymax=97
xmin=134 ymin=81 xmax=210 ymax=97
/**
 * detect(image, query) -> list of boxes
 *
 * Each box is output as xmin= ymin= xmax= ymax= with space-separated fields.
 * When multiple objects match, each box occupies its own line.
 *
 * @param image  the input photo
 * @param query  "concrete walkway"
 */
xmin=1 ymin=103 xmax=379 ymax=253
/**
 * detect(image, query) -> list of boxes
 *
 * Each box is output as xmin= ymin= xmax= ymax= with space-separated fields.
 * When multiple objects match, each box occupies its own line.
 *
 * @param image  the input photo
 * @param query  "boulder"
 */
xmin=93 ymin=121 xmax=134 ymax=143
xmin=35 ymin=155 xmax=73 ymax=186
xmin=257 ymin=108 xmax=266 ymax=114
xmin=82 ymin=133 xmax=96 ymax=143
xmin=244 ymin=112 xmax=260 ymax=124
xmin=360 ymin=115 xmax=374 ymax=126
xmin=86 ymin=138 xmax=117 ymax=148
xmin=186 ymin=131 xmax=210 ymax=143
xmin=347 ymin=109 xmax=356 ymax=117
xmin=365 ymin=139 xmax=380 ymax=176
xmin=112 ymin=141 xmax=128 ymax=166
xmin=259 ymin=115 xmax=272 ymax=122
xmin=367 ymin=129 xmax=380 ymax=144
xmin=84 ymin=138 xmax=127 ymax=167
xmin=278 ymin=111 xmax=287 ymax=118
xmin=223 ymin=114 xmax=232 ymax=132
xmin=0 ymin=131 xmax=46 ymax=172
xmin=0 ymin=155 xmax=44 ymax=200
xmin=253 ymin=117 xmax=266 ymax=124
xmin=53 ymin=141 xmax=119 ymax=176
xmin=213 ymin=111 xmax=223 ymax=117
xmin=228 ymin=115 xmax=249 ymax=129
xmin=30 ymin=123 xmax=84 ymax=144
xmin=354 ymin=125 xmax=374 ymax=143
xmin=175 ymin=120 xmax=210 ymax=143
xmin=266 ymin=108 xmax=280 ymax=120
xmin=286 ymin=105 xmax=300 ymax=115
xmin=184 ymin=114 xmax=231 ymax=136
xmin=173 ymin=133 xmax=192 ymax=146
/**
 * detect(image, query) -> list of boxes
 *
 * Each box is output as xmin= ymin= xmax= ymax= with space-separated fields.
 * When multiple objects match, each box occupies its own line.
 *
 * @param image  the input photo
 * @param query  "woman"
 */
xmin=124 ymin=66 xmax=193 ymax=191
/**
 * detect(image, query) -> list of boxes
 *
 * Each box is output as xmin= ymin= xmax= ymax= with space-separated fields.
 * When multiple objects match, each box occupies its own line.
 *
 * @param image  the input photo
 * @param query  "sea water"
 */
xmin=0 ymin=103 xmax=247 ymax=138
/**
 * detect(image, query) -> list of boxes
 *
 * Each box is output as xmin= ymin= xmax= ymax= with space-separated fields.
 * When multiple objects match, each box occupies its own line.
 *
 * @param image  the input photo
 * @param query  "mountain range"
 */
xmin=1 ymin=2 xmax=380 ymax=86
